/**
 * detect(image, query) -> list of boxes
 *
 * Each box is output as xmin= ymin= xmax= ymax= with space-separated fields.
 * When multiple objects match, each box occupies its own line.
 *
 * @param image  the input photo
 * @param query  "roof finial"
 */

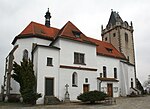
xmin=111 ymin=9 xmax=113 ymax=12
xmin=45 ymin=8 xmax=51 ymax=27
xmin=130 ymin=21 xmax=133 ymax=27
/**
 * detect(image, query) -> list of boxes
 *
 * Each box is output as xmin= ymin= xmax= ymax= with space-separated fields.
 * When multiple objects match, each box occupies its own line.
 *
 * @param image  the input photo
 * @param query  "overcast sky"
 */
xmin=0 ymin=0 xmax=150 ymax=90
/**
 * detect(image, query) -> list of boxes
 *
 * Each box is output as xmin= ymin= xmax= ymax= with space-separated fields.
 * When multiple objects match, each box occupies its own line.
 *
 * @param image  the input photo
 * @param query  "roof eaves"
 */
xmin=120 ymin=60 xmax=135 ymax=66
xmin=37 ymin=44 xmax=60 ymax=50
xmin=32 ymin=44 xmax=60 ymax=55
xmin=97 ymin=52 xmax=126 ymax=60
xmin=97 ymin=77 xmax=119 ymax=82
xmin=12 ymin=34 xmax=54 ymax=45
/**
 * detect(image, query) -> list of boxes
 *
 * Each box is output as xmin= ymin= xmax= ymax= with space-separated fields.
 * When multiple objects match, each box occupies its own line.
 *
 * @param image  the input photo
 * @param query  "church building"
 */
xmin=3 ymin=9 xmax=139 ymax=104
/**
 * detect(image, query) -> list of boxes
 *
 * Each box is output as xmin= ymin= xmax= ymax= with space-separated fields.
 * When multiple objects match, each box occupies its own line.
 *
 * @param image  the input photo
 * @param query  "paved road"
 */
xmin=0 ymin=96 xmax=150 ymax=109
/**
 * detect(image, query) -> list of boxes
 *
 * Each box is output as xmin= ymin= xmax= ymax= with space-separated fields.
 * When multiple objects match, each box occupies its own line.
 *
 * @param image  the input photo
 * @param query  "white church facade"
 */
xmin=2 ymin=9 xmax=138 ymax=104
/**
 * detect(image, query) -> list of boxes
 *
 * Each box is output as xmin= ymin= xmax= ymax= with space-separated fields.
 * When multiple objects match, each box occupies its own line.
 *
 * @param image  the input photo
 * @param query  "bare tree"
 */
xmin=143 ymin=75 xmax=150 ymax=94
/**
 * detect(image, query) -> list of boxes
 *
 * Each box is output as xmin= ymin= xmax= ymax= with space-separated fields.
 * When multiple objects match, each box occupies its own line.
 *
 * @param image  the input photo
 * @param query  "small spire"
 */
xmin=111 ymin=9 xmax=113 ymax=12
xmin=130 ymin=21 xmax=133 ymax=27
xmin=45 ymin=8 xmax=51 ymax=27
xmin=101 ymin=25 xmax=103 ymax=31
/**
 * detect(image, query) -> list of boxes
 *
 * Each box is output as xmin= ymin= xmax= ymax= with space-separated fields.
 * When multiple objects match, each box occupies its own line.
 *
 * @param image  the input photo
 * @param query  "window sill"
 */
xmin=72 ymin=84 xmax=78 ymax=87
xmin=47 ymin=65 xmax=53 ymax=67
xmin=74 ymin=63 xmax=86 ymax=65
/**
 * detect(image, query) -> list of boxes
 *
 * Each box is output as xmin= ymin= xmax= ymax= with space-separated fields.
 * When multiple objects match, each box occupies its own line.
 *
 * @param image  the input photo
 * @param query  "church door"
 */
xmin=45 ymin=78 xmax=54 ymax=96
xmin=83 ymin=84 xmax=89 ymax=93
xmin=107 ymin=83 xmax=113 ymax=97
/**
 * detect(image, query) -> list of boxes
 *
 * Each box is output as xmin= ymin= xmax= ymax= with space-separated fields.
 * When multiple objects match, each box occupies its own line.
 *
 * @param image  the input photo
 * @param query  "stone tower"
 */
xmin=101 ymin=10 xmax=135 ymax=65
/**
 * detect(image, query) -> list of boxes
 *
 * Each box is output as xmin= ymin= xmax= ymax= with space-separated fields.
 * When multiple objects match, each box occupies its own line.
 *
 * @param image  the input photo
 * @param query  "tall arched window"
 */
xmin=103 ymin=66 xmax=107 ymax=78
xmin=114 ymin=68 xmax=117 ymax=78
xmin=23 ymin=49 xmax=28 ymax=60
xmin=125 ymin=33 xmax=128 ymax=42
xmin=131 ymin=78 xmax=133 ymax=88
xmin=72 ymin=72 xmax=78 ymax=87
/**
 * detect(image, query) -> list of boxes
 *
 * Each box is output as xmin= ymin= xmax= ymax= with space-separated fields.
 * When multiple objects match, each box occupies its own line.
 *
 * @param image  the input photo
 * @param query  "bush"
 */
xmin=77 ymin=90 xmax=108 ymax=104
xmin=21 ymin=89 xmax=41 ymax=104
xmin=12 ymin=59 xmax=41 ymax=105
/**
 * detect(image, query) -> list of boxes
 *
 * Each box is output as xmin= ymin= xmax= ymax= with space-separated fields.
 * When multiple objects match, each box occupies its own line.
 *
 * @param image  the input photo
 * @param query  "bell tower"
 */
xmin=45 ymin=8 xmax=51 ymax=27
xmin=101 ymin=10 xmax=135 ymax=65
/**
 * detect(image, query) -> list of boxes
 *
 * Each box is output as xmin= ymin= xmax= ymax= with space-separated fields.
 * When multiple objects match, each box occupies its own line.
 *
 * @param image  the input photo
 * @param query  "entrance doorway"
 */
xmin=107 ymin=83 xmax=113 ymax=97
xmin=45 ymin=78 xmax=54 ymax=96
xmin=83 ymin=84 xmax=89 ymax=93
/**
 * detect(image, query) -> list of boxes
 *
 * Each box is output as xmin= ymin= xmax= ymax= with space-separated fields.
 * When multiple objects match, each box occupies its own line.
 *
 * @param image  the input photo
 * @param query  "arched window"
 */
xmin=125 ymin=33 xmax=128 ymax=42
xmin=131 ymin=78 xmax=133 ymax=88
xmin=114 ymin=68 xmax=117 ymax=78
xmin=103 ymin=66 xmax=107 ymax=78
xmin=72 ymin=72 xmax=78 ymax=87
xmin=23 ymin=49 xmax=28 ymax=60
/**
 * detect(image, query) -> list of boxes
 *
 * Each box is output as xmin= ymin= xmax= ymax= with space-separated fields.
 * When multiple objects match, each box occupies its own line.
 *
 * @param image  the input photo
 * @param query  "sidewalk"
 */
xmin=0 ymin=95 xmax=150 ymax=109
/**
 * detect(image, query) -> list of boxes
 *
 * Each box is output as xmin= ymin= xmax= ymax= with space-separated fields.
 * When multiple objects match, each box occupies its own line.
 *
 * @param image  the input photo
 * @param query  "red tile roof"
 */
xmin=88 ymin=37 xmax=126 ymax=59
xmin=12 ymin=22 xmax=59 ymax=44
xmin=12 ymin=21 xmax=126 ymax=59
xmin=21 ymin=21 xmax=60 ymax=37
xmin=57 ymin=21 xmax=95 ymax=45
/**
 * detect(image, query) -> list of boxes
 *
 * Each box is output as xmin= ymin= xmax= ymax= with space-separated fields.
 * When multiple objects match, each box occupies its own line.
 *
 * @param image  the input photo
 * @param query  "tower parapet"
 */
xmin=102 ymin=20 xmax=133 ymax=37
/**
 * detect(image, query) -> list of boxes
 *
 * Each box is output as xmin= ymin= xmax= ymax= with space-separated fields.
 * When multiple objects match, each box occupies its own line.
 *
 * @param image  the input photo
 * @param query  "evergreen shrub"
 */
xmin=77 ymin=90 xmax=107 ymax=104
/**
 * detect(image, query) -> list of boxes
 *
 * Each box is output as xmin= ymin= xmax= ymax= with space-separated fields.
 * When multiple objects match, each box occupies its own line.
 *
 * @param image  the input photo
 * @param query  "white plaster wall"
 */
xmin=96 ymin=55 xmax=120 ymax=97
xmin=100 ymin=81 xmax=119 ymax=97
xmin=10 ymin=38 xmax=51 ymax=94
xmin=96 ymin=55 xmax=120 ymax=78
xmin=120 ymin=62 xmax=128 ymax=96
xmin=33 ymin=38 xmax=51 ymax=46
xmin=128 ymin=65 xmax=135 ymax=88
xmin=53 ymin=38 xmax=60 ymax=48
xmin=55 ymin=38 xmax=97 ymax=101
xmin=59 ymin=68 xmax=97 ymax=101
xmin=9 ymin=36 xmax=136 ymax=104
xmin=120 ymin=62 xmax=135 ymax=96
xmin=34 ymin=46 xmax=60 ymax=104
xmin=59 ymin=38 xmax=97 ymax=68
xmin=33 ymin=47 xmax=38 ymax=78
xmin=13 ymin=38 xmax=51 ymax=63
